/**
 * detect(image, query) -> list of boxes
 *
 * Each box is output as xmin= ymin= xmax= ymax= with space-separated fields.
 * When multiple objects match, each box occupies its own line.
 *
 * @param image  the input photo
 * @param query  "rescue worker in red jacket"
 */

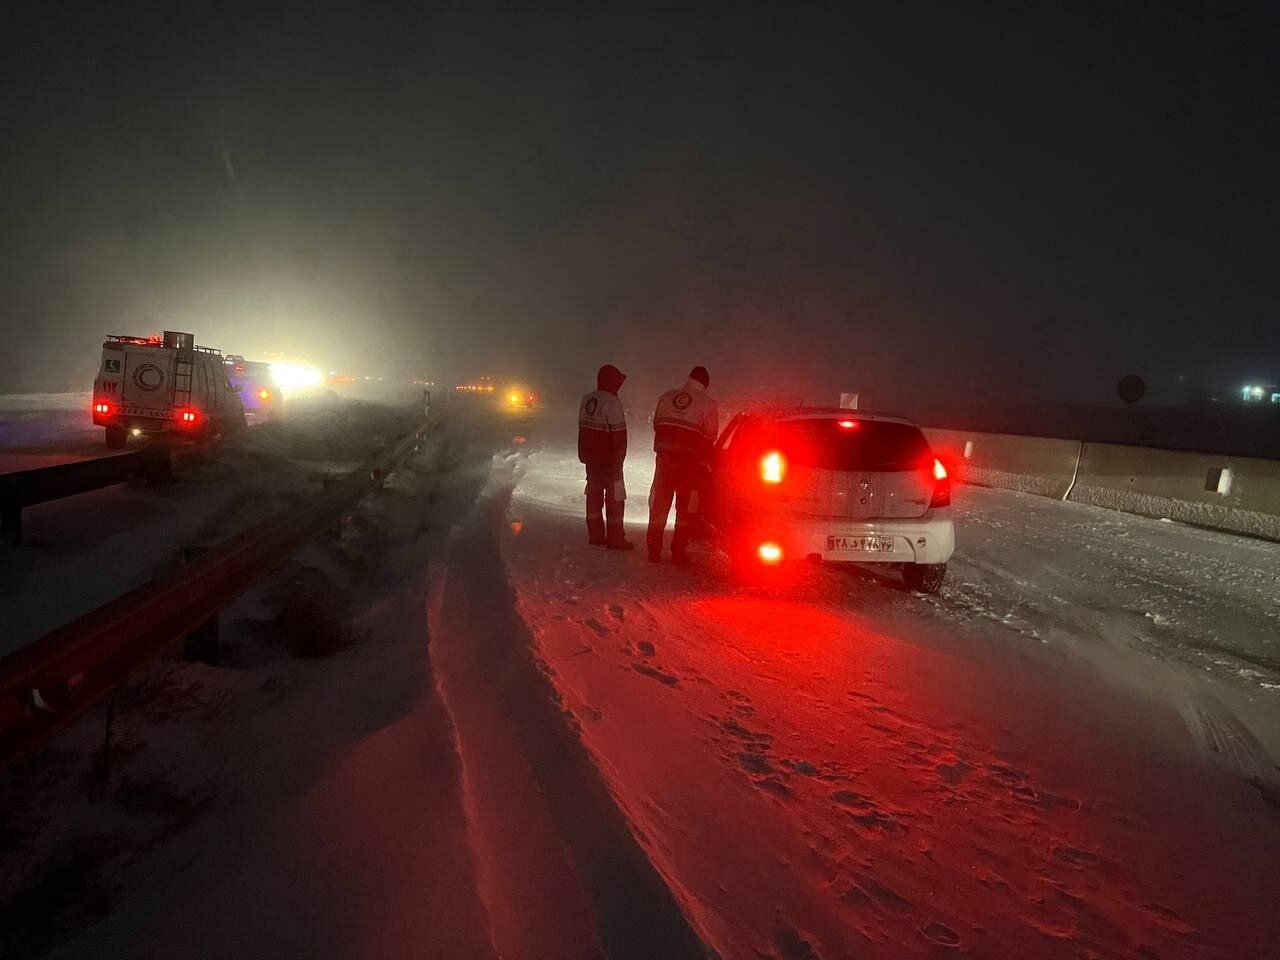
xmin=578 ymin=363 xmax=635 ymax=550
xmin=647 ymin=366 xmax=719 ymax=564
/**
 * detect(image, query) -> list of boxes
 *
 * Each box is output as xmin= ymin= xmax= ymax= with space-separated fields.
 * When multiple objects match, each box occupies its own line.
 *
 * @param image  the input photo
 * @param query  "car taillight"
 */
xmin=757 ymin=542 xmax=783 ymax=564
xmin=837 ymin=419 xmax=858 ymax=429
xmin=93 ymin=402 xmax=111 ymax=415
xmin=178 ymin=409 xmax=199 ymax=425
xmin=929 ymin=457 xmax=951 ymax=508
xmin=761 ymin=451 xmax=786 ymax=484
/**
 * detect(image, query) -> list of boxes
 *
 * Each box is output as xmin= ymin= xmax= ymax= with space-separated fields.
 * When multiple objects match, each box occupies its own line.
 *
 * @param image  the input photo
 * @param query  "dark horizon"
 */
xmin=2 ymin=4 xmax=1276 ymax=408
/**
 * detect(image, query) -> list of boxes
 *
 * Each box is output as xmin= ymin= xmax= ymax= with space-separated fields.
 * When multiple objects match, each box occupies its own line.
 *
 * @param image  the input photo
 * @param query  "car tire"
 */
xmin=903 ymin=562 xmax=946 ymax=594
xmin=105 ymin=426 xmax=127 ymax=449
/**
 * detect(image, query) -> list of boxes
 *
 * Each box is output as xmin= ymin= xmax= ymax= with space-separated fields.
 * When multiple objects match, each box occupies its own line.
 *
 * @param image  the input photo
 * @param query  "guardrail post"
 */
xmin=0 ymin=494 xmax=21 ymax=546
xmin=181 ymin=546 xmax=219 ymax=664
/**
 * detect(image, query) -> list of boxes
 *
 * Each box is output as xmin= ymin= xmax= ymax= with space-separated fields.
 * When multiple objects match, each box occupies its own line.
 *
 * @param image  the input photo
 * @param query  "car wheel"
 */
xmin=105 ymin=426 xmax=127 ymax=449
xmin=903 ymin=562 xmax=946 ymax=594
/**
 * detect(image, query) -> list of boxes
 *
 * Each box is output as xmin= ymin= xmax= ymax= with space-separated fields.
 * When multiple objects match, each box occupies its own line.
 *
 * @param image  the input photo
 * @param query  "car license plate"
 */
xmin=826 ymin=535 xmax=895 ymax=553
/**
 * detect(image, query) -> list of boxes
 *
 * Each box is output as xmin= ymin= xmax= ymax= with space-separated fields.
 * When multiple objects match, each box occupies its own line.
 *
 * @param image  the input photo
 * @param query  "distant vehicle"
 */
xmin=504 ymin=385 xmax=539 ymax=409
xmin=91 ymin=331 xmax=245 ymax=448
xmin=224 ymin=355 xmax=280 ymax=424
xmin=708 ymin=407 xmax=955 ymax=593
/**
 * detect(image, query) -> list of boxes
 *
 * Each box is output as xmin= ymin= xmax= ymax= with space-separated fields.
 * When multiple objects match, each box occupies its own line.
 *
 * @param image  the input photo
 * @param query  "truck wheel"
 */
xmin=903 ymin=562 xmax=946 ymax=594
xmin=105 ymin=426 xmax=127 ymax=449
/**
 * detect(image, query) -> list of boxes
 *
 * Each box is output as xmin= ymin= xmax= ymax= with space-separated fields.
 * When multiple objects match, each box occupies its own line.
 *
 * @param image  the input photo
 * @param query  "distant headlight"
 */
xmin=269 ymin=363 xmax=323 ymax=393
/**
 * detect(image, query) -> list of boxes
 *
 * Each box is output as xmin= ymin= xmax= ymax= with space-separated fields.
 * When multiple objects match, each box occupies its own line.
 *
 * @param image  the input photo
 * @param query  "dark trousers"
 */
xmin=585 ymin=463 xmax=625 ymax=544
xmin=646 ymin=452 xmax=701 ymax=557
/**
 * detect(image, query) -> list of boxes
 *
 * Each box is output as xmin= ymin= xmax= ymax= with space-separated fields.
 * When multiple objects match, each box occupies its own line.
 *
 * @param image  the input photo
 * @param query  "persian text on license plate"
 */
xmin=826 ymin=535 xmax=895 ymax=553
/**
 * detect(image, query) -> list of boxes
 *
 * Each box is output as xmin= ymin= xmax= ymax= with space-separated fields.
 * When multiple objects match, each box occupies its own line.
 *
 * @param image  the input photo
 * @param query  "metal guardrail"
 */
xmin=0 ymin=417 xmax=429 ymax=769
xmin=0 ymin=445 xmax=199 ymax=546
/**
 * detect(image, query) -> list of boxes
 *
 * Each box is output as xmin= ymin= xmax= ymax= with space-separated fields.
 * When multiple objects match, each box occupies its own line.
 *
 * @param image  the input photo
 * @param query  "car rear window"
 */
xmin=746 ymin=418 xmax=931 ymax=472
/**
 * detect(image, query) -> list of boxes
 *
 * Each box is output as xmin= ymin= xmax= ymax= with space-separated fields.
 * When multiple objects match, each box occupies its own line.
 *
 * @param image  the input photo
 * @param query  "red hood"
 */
xmin=596 ymin=364 xmax=626 ymax=394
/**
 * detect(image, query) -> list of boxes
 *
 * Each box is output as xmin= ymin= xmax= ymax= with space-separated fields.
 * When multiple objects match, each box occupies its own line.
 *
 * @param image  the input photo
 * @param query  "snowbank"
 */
xmin=2 ymin=413 xmax=499 ymax=958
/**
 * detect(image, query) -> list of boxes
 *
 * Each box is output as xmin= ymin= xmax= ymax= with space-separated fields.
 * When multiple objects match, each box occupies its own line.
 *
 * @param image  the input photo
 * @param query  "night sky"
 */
xmin=2 ymin=3 xmax=1276 ymax=408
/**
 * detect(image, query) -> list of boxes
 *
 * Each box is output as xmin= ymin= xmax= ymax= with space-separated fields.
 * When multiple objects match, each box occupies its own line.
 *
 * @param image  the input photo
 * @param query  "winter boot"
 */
xmin=606 ymin=530 xmax=636 ymax=551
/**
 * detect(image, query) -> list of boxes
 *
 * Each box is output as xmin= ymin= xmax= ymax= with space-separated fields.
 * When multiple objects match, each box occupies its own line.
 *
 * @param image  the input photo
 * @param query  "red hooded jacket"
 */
xmin=578 ymin=364 xmax=628 ymax=467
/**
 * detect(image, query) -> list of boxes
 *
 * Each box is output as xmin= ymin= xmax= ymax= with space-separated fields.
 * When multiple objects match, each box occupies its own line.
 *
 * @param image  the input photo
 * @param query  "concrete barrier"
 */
xmin=1068 ymin=442 xmax=1280 ymax=541
xmin=924 ymin=428 xmax=1082 ymax=500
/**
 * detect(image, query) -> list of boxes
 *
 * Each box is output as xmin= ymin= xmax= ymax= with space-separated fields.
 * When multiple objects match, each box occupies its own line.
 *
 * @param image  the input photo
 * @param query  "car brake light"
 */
xmin=757 ymin=542 xmax=783 ymax=564
xmin=837 ymin=419 xmax=858 ymax=429
xmin=761 ymin=451 xmax=786 ymax=483
xmin=929 ymin=457 xmax=951 ymax=508
xmin=179 ymin=409 xmax=199 ymax=424
xmin=93 ymin=402 xmax=111 ymax=415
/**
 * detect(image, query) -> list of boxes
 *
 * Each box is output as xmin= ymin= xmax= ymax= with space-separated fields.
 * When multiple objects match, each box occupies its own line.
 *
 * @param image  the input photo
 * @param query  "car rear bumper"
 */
xmin=94 ymin=413 xmax=175 ymax=432
xmin=741 ymin=511 xmax=955 ymax=565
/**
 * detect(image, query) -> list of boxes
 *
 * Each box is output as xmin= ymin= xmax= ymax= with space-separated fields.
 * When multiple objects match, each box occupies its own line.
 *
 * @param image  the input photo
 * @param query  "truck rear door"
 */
xmin=119 ymin=346 xmax=176 ymax=417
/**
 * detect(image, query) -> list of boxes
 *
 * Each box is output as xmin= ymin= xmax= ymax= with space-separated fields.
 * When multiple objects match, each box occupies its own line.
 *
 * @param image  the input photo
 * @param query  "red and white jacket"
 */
xmin=652 ymin=379 xmax=718 ymax=461
xmin=578 ymin=372 xmax=628 ymax=467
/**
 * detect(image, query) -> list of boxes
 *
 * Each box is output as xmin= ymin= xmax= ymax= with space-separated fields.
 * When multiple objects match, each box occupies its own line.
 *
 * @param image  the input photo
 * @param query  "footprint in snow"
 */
xmin=781 ymin=759 xmax=819 ymax=776
xmin=583 ymin=618 xmax=610 ymax=637
xmin=632 ymin=662 xmax=678 ymax=686
xmin=771 ymin=922 xmax=821 ymax=960
xmin=754 ymin=775 xmax=793 ymax=798
xmin=832 ymin=791 xmax=908 ymax=837
xmin=721 ymin=717 xmax=774 ymax=748
xmin=1053 ymin=844 xmax=1100 ymax=868
xmin=607 ymin=603 xmax=625 ymax=621
xmin=935 ymin=758 xmax=973 ymax=785
xmin=920 ymin=922 xmax=961 ymax=948
xmin=723 ymin=689 xmax=756 ymax=715
xmin=637 ymin=640 xmax=656 ymax=656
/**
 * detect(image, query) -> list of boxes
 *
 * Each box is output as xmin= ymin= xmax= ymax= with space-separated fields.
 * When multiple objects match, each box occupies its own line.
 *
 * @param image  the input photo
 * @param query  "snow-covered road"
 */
xmin=7 ymin=413 xmax=1279 ymax=959
xmin=503 ymin=433 xmax=1280 ymax=958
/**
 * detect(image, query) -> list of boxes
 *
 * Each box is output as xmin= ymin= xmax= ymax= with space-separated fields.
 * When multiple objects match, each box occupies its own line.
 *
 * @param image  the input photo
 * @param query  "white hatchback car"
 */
xmin=708 ymin=407 xmax=955 ymax=592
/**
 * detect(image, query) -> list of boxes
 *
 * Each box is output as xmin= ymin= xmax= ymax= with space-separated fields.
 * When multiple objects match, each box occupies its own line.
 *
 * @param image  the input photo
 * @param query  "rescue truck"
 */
xmin=91 ymin=331 xmax=245 ymax=448
xmin=224 ymin=355 xmax=280 ymax=424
